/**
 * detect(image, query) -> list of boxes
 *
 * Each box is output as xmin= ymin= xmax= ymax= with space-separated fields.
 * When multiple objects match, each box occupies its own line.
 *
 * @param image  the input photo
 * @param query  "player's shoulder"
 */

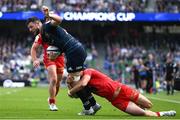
xmin=34 ymin=34 xmax=42 ymax=43
xmin=42 ymin=21 xmax=52 ymax=30
xmin=44 ymin=21 xmax=58 ymax=28
xmin=85 ymin=68 xmax=94 ymax=71
xmin=84 ymin=68 xmax=98 ymax=74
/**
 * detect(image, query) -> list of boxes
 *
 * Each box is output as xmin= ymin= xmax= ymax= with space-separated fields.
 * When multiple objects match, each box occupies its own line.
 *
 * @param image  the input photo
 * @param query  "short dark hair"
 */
xmin=26 ymin=16 xmax=41 ymax=25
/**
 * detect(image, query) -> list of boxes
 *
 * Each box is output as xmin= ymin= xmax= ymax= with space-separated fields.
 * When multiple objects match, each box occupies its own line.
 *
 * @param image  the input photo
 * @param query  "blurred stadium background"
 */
xmin=0 ymin=0 xmax=180 ymax=119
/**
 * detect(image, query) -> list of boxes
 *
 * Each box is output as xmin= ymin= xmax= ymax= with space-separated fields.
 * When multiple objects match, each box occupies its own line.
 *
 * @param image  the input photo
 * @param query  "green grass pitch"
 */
xmin=0 ymin=87 xmax=180 ymax=119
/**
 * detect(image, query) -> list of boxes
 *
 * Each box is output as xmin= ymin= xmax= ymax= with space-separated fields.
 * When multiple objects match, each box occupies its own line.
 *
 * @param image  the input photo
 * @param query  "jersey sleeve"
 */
xmin=34 ymin=34 xmax=42 ymax=44
xmin=84 ymin=69 xmax=92 ymax=77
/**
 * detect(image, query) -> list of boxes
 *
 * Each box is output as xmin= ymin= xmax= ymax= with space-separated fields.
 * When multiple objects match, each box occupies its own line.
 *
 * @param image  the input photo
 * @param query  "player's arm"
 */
xmin=68 ymin=74 xmax=91 ymax=96
xmin=31 ymin=36 xmax=41 ymax=68
xmin=42 ymin=6 xmax=62 ymax=26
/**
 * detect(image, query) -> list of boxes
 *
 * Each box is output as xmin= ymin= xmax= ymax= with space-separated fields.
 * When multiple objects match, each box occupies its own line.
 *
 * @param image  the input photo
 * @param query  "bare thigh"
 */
xmin=47 ymin=65 xmax=57 ymax=81
xmin=136 ymin=94 xmax=152 ymax=109
xmin=125 ymin=101 xmax=145 ymax=116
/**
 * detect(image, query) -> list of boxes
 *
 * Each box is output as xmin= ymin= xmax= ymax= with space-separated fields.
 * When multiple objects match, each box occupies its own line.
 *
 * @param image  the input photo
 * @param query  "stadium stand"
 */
xmin=0 ymin=0 xmax=179 ymax=13
xmin=0 ymin=0 xmax=179 ymax=92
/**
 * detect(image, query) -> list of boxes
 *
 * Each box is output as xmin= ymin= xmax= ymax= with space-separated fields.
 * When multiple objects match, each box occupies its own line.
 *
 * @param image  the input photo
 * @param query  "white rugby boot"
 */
xmin=47 ymin=98 xmax=58 ymax=111
xmin=78 ymin=107 xmax=94 ymax=115
xmin=49 ymin=103 xmax=58 ymax=111
xmin=159 ymin=110 xmax=176 ymax=116
xmin=92 ymin=103 xmax=101 ymax=114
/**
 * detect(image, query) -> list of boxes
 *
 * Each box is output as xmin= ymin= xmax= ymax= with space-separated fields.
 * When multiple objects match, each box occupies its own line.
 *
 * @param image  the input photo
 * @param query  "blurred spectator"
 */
xmin=0 ymin=32 xmax=47 ymax=83
xmin=0 ymin=0 xmax=179 ymax=13
xmin=163 ymin=52 xmax=178 ymax=95
xmin=0 ymin=0 xmax=39 ymax=12
xmin=155 ymin=0 xmax=180 ymax=13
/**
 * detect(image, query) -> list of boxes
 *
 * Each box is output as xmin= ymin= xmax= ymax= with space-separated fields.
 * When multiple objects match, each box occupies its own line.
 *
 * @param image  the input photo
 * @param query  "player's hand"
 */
xmin=33 ymin=59 xmax=40 ymax=68
xmin=42 ymin=6 xmax=49 ymax=17
xmin=68 ymin=90 xmax=73 ymax=98
xmin=68 ymin=90 xmax=79 ymax=98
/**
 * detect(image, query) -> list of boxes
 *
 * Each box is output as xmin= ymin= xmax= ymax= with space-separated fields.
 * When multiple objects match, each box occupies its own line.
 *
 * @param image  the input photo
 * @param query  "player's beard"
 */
xmin=33 ymin=29 xmax=40 ymax=36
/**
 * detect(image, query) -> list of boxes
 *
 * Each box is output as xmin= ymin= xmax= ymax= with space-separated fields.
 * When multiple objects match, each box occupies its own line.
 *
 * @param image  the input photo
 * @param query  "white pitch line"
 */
xmin=0 ymin=89 xmax=22 ymax=96
xmin=148 ymin=96 xmax=180 ymax=104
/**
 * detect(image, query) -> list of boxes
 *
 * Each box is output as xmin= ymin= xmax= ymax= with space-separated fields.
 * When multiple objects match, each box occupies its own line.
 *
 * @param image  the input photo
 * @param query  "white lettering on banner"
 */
xmin=64 ymin=12 xmax=72 ymax=21
xmin=3 ymin=79 xmax=25 ymax=88
xmin=108 ymin=13 xmax=116 ymax=21
xmin=116 ymin=13 xmax=135 ymax=21
xmin=0 ymin=12 xmax=3 ymax=18
xmin=63 ymin=12 xmax=134 ymax=21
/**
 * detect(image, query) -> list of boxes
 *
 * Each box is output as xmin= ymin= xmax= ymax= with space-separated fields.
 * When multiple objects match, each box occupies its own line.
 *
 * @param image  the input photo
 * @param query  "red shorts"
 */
xmin=43 ymin=55 xmax=65 ymax=74
xmin=111 ymin=85 xmax=139 ymax=111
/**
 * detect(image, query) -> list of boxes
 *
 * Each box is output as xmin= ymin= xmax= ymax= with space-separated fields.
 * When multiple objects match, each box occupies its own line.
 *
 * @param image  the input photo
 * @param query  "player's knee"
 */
xmin=50 ymin=77 xmax=57 ymax=85
xmin=146 ymin=101 xmax=153 ymax=109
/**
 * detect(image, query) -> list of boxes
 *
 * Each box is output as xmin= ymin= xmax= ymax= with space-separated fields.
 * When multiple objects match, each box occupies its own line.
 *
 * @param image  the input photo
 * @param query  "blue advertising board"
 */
xmin=0 ymin=11 xmax=180 ymax=22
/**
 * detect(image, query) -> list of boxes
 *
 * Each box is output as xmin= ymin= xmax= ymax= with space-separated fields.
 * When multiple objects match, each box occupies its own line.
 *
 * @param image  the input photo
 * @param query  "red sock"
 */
xmin=156 ymin=112 xmax=160 ymax=117
xmin=49 ymin=98 xmax=55 ymax=104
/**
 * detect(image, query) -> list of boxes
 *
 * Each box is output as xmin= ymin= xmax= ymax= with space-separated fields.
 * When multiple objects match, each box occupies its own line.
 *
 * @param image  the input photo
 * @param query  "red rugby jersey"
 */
xmin=83 ymin=68 xmax=122 ymax=101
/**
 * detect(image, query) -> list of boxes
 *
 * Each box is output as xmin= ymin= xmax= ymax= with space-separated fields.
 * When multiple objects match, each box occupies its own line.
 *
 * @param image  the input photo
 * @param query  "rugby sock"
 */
xmin=49 ymin=98 xmax=55 ymax=104
xmin=83 ymin=101 xmax=91 ymax=110
xmin=88 ymin=95 xmax=96 ymax=106
xmin=84 ymin=86 xmax=97 ymax=106
xmin=156 ymin=112 xmax=160 ymax=117
xmin=76 ymin=90 xmax=91 ymax=110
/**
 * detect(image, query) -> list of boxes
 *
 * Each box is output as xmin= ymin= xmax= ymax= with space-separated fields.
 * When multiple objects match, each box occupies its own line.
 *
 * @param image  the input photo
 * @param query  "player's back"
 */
xmin=41 ymin=22 xmax=81 ymax=55
xmin=84 ymin=68 xmax=121 ymax=101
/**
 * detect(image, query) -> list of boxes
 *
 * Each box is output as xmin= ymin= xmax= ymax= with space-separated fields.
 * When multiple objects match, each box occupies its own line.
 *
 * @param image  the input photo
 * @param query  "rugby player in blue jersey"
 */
xmin=40 ymin=6 xmax=101 ymax=115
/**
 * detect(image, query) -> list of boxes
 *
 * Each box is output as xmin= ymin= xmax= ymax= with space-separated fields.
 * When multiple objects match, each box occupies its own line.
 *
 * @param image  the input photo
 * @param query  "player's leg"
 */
xmin=55 ymin=74 xmax=61 ymax=96
xmin=112 ymin=96 xmax=176 ymax=117
xmin=171 ymin=80 xmax=174 ymax=95
xmin=55 ymin=67 xmax=64 ymax=96
xmin=66 ymin=75 xmax=94 ymax=115
xmin=166 ymin=74 xmax=172 ymax=95
xmin=126 ymin=101 xmax=152 ymax=116
xmin=47 ymin=65 xmax=58 ymax=111
xmin=113 ymin=84 xmax=176 ymax=117
xmin=84 ymin=86 xmax=101 ymax=114
xmin=135 ymin=94 xmax=152 ymax=109
xmin=73 ymin=87 xmax=101 ymax=115
xmin=66 ymin=46 xmax=97 ymax=115
xmin=120 ymin=84 xmax=152 ymax=109
xmin=129 ymin=91 xmax=176 ymax=117
xmin=67 ymin=75 xmax=99 ymax=115
xmin=75 ymin=89 xmax=94 ymax=115
xmin=76 ymin=90 xmax=101 ymax=115
xmin=126 ymin=102 xmax=158 ymax=116
xmin=111 ymin=87 xmax=153 ymax=116
xmin=166 ymin=80 xmax=171 ymax=95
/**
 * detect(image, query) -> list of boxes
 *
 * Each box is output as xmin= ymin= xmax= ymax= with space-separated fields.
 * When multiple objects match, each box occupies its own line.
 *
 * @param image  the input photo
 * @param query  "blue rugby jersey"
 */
xmin=41 ymin=22 xmax=82 ymax=55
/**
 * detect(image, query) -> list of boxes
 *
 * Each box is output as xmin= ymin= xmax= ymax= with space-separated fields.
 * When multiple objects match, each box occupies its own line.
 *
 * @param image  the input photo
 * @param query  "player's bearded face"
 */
xmin=34 ymin=29 xmax=40 ymax=36
xmin=28 ymin=22 xmax=40 ymax=36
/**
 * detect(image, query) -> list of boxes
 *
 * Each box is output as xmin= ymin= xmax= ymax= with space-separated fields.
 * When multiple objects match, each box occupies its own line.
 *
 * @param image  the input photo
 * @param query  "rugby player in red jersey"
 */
xmin=67 ymin=68 xmax=176 ymax=117
xmin=27 ymin=16 xmax=65 ymax=111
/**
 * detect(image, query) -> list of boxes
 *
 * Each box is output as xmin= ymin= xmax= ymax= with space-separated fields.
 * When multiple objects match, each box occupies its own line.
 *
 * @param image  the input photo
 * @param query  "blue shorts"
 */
xmin=66 ymin=45 xmax=87 ymax=73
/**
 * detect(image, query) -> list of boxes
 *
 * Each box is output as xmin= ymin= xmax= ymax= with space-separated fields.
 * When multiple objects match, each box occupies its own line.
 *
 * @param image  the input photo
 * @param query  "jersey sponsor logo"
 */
xmin=68 ymin=66 xmax=83 ymax=71
xmin=76 ymin=66 xmax=83 ymax=70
